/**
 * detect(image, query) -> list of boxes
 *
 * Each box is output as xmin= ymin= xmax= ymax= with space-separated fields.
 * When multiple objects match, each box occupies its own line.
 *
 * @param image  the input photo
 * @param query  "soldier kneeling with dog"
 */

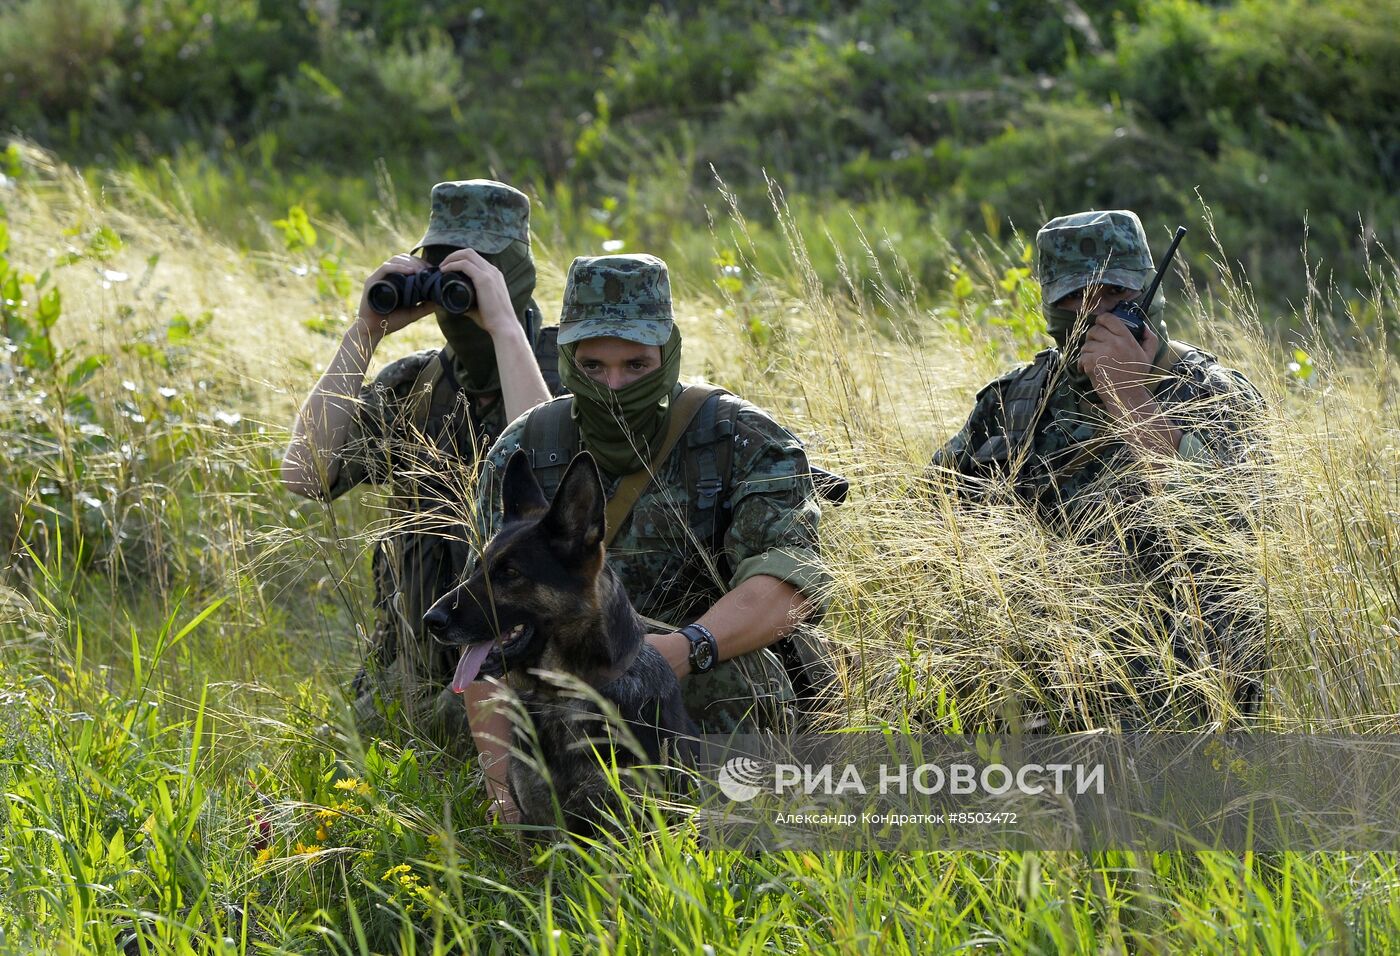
xmin=428 ymin=253 xmax=840 ymax=824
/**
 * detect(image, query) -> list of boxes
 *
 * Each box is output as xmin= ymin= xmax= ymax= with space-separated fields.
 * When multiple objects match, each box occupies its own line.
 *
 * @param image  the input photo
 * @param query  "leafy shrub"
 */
xmin=0 ymin=0 xmax=125 ymax=116
xmin=3 ymin=0 xmax=1398 ymax=306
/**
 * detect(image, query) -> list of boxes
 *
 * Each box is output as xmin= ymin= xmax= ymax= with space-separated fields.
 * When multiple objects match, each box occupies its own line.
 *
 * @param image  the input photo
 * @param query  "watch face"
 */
xmin=692 ymin=640 xmax=714 ymax=671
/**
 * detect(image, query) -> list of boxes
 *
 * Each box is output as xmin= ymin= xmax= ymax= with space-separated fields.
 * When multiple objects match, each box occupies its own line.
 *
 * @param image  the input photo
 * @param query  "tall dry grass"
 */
xmin=6 ymin=142 xmax=1400 ymax=729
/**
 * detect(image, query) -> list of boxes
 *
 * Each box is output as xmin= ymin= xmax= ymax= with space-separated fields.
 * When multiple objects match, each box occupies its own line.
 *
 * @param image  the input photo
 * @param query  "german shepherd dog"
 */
xmin=423 ymin=449 xmax=699 ymax=835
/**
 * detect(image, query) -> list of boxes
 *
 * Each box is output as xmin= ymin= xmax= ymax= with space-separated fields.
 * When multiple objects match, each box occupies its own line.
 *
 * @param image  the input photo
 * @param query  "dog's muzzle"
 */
xmin=423 ymin=604 xmax=452 ymax=641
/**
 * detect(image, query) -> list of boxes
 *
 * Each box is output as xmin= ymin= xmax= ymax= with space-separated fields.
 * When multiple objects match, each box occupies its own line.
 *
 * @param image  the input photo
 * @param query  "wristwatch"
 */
xmin=679 ymin=623 xmax=719 ymax=674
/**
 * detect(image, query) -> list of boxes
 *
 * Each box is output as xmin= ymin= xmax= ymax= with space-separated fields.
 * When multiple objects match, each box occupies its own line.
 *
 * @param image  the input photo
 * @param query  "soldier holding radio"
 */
xmin=929 ymin=209 xmax=1269 ymax=722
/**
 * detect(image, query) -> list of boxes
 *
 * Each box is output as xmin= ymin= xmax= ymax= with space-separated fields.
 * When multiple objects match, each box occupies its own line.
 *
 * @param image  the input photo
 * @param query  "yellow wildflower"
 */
xmin=334 ymin=778 xmax=372 ymax=797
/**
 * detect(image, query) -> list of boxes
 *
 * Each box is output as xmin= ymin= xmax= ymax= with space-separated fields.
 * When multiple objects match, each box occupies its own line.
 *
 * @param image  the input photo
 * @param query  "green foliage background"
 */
xmin=3 ymin=0 xmax=1397 ymax=309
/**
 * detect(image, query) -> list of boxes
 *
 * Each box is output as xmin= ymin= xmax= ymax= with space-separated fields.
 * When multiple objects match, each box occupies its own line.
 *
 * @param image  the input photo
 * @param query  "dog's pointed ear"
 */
xmin=501 ymin=448 xmax=548 ymax=523
xmin=543 ymin=451 xmax=606 ymax=564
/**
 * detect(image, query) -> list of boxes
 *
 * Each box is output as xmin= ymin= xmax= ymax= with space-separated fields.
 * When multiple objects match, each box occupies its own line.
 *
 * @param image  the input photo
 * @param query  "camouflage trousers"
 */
xmin=682 ymin=647 xmax=796 ymax=735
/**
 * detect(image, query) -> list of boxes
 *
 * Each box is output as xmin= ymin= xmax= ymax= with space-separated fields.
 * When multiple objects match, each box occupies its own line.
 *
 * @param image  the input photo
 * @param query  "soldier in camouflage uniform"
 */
xmin=281 ymin=180 xmax=558 ymax=743
xmin=458 ymin=253 xmax=832 ymax=822
xmin=928 ymin=209 xmax=1267 ymax=723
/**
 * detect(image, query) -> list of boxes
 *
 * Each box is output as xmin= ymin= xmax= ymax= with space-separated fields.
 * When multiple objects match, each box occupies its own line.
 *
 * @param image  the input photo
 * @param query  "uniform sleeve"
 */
xmin=722 ymin=405 xmax=831 ymax=606
xmin=1162 ymin=360 xmax=1266 ymax=468
xmin=321 ymin=350 xmax=438 ymax=500
xmin=928 ymin=404 xmax=983 ymax=476
xmin=925 ymin=382 xmax=1010 ymax=500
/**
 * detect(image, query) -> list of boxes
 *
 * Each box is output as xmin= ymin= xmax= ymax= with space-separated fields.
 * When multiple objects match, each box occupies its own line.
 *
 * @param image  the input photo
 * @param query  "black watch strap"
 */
xmin=679 ymin=623 xmax=719 ymax=674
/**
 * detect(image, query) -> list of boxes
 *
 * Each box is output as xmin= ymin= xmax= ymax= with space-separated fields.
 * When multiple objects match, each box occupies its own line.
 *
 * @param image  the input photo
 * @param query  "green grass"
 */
xmin=2 ymin=142 xmax=1399 ymax=953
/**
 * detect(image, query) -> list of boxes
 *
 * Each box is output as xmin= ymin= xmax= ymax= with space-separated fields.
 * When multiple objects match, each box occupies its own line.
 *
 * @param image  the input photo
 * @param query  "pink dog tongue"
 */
xmin=451 ymin=643 xmax=493 ymax=693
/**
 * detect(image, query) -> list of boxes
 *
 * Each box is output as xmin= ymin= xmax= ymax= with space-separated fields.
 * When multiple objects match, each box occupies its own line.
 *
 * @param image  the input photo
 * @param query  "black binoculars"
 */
xmin=367 ymin=268 xmax=476 ymax=315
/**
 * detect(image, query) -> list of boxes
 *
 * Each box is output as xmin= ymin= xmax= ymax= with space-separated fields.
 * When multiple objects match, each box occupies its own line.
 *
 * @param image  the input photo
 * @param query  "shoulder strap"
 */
xmin=533 ymin=325 xmax=569 ymax=397
xmin=682 ymin=389 xmax=740 ymax=553
xmin=520 ymin=394 xmax=580 ymax=480
xmin=405 ymin=350 xmax=449 ymax=437
xmin=604 ymin=385 xmax=725 ymax=547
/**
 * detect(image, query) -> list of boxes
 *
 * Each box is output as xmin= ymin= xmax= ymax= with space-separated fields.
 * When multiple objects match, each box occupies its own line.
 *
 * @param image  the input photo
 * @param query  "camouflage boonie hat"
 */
xmin=415 ymin=180 xmax=530 ymax=255
xmin=1036 ymin=210 xmax=1154 ymax=305
xmin=557 ymin=254 xmax=673 ymax=346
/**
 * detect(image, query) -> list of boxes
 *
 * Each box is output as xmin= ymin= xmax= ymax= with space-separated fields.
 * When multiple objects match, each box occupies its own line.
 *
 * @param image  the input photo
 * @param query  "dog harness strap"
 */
xmin=603 ymin=385 xmax=727 ymax=547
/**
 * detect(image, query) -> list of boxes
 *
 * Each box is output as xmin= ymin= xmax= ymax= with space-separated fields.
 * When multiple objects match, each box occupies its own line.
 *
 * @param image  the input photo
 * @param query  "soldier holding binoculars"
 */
xmin=281 ymin=180 xmax=556 ymax=742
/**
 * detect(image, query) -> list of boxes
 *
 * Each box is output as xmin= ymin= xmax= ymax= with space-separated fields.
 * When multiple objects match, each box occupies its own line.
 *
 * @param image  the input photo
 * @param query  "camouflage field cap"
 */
xmin=414 ymin=180 xmax=530 ymax=255
xmin=1036 ymin=209 xmax=1154 ymax=305
xmin=557 ymin=254 xmax=673 ymax=346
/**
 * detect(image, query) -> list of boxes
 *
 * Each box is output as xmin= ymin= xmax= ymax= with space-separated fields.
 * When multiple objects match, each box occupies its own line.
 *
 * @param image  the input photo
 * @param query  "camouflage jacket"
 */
xmin=324 ymin=348 xmax=517 ymax=680
xmin=327 ymin=348 xmax=509 ymax=504
xmin=471 ymin=388 xmax=830 ymax=628
xmin=929 ymin=339 xmax=1266 ymax=526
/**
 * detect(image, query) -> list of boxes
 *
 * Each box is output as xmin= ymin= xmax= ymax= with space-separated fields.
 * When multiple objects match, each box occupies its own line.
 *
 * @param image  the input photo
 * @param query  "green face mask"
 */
xmin=435 ymin=239 xmax=539 ymax=394
xmin=558 ymin=326 xmax=683 ymax=477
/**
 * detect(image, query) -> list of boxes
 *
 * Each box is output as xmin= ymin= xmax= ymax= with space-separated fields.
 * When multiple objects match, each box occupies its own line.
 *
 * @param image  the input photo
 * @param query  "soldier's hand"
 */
xmin=437 ymin=248 xmax=521 ymax=339
xmin=354 ymin=254 xmax=437 ymax=340
xmin=1079 ymin=312 xmax=1158 ymax=402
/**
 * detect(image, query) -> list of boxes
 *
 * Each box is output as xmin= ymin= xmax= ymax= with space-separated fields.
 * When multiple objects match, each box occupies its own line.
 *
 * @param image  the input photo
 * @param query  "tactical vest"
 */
xmin=989 ymin=341 xmax=1221 ymax=503
xmin=514 ymin=389 xmax=844 ymax=713
xmin=516 ymin=388 xmax=738 ymax=564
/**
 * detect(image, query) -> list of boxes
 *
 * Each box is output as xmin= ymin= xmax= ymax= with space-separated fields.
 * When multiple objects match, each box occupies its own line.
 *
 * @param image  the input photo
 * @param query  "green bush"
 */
xmin=0 ymin=0 xmax=125 ymax=116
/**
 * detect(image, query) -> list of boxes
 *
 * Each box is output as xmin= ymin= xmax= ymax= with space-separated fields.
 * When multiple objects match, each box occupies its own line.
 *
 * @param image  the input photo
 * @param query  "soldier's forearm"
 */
xmin=490 ymin=322 xmax=552 ymax=424
xmin=281 ymin=322 xmax=378 ymax=497
xmin=654 ymin=575 xmax=812 ymax=678
xmin=462 ymin=681 xmax=519 ymax=820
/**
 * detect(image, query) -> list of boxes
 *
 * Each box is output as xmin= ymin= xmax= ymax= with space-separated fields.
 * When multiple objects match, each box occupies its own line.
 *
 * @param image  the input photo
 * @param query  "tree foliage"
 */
xmin=2 ymin=0 xmax=1394 ymax=301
